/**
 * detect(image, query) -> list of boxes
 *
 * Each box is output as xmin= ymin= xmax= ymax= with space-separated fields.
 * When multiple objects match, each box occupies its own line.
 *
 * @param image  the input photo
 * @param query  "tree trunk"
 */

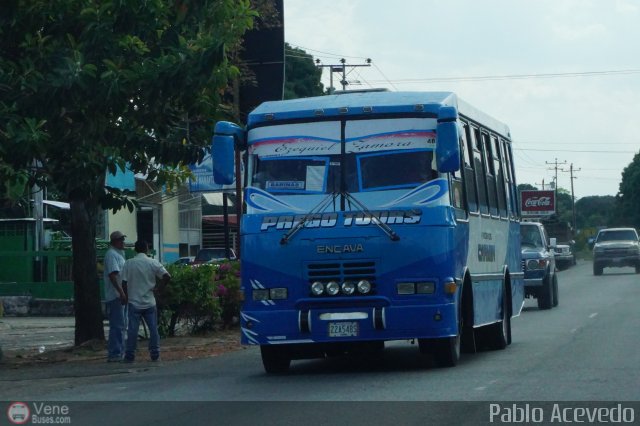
xmin=70 ymin=198 xmax=105 ymax=345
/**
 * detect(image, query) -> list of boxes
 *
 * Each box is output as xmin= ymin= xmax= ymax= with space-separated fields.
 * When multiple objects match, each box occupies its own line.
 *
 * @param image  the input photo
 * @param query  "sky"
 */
xmin=283 ymin=0 xmax=640 ymax=200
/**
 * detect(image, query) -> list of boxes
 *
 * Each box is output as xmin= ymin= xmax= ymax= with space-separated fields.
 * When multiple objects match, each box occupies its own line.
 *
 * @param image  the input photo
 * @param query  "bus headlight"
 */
xmin=311 ymin=281 xmax=325 ymax=296
xmin=397 ymin=282 xmax=415 ymax=295
xmin=357 ymin=280 xmax=372 ymax=294
xmin=270 ymin=288 xmax=288 ymax=300
xmin=252 ymin=289 xmax=269 ymax=301
xmin=341 ymin=281 xmax=356 ymax=295
xmin=416 ymin=282 xmax=435 ymax=294
xmin=326 ymin=281 xmax=340 ymax=296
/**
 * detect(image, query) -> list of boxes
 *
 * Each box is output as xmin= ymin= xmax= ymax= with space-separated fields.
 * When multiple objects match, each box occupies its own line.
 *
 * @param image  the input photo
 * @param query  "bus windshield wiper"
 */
xmin=342 ymin=190 xmax=400 ymax=242
xmin=280 ymin=192 xmax=340 ymax=245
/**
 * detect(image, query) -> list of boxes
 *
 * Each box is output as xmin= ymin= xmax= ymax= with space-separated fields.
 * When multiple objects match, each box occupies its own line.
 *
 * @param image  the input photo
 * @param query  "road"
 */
xmin=2 ymin=261 xmax=639 ymax=424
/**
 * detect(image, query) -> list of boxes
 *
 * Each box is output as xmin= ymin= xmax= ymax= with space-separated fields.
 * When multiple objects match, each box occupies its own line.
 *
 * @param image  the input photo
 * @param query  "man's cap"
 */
xmin=110 ymin=231 xmax=126 ymax=241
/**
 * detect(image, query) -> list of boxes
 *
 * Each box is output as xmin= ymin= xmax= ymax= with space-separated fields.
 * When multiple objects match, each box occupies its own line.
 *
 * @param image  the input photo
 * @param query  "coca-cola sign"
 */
xmin=520 ymin=190 xmax=556 ymax=216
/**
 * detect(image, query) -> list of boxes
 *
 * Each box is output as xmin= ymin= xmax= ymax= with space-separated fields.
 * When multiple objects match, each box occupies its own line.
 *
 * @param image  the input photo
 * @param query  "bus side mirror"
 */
xmin=436 ymin=106 xmax=460 ymax=173
xmin=549 ymin=237 xmax=557 ymax=248
xmin=212 ymin=121 xmax=244 ymax=185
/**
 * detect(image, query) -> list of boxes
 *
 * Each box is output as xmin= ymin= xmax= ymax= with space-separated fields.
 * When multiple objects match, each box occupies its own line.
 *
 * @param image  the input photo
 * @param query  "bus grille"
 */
xmin=306 ymin=261 xmax=377 ymax=285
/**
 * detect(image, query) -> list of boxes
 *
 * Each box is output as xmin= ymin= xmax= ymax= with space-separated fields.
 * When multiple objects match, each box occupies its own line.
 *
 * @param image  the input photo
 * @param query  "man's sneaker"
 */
xmin=150 ymin=354 xmax=160 ymax=362
xmin=123 ymin=357 xmax=135 ymax=363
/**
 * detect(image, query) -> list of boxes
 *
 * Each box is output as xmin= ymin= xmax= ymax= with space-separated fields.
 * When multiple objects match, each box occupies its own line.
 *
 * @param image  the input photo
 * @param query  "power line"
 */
xmin=364 ymin=68 xmax=640 ymax=84
xmin=372 ymin=63 xmax=398 ymax=91
xmin=287 ymin=43 xmax=369 ymax=60
xmin=514 ymin=148 xmax=635 ymax=153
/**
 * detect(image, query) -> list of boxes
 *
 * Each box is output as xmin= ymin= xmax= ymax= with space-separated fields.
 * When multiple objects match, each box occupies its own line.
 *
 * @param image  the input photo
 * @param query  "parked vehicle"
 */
xmin=553 ymin=243 xmax=576 ymax=270
xmin=193 ymin=248 xmax=237 ymax=265
xmin=173 ymin=256 xmax=195 ymax=266
xmin=521 ymin=222 xmax=558 ymax=310
xmin=592 ymin=228 xmax=640 ymax=275
xmin=541 ymin=218 xmax=575 ymax=269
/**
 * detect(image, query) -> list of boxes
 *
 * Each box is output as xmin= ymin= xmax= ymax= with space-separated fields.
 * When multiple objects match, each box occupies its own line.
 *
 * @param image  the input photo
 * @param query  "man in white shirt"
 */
xmin=121 ymin=240 xmax=170 ymax=362
xmin=103 ymin=231 xmax=127 ymax=362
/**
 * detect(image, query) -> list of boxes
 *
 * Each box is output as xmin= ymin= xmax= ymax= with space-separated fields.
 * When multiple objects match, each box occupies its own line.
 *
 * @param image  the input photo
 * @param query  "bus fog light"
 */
xmin=311 ymin=281 xmax=325 ymax=296
xmin=326 ymin=281 xmax=340 ymax=296
xmin=416 ymin=282 xmax=435 ymax=294
xmin=341 ymin=281 xmax=356 ymax=295
xmin=270 ymin=288 xmax=288 ymax=300
xmin=397 ymin=282 xmax=415 ymax=295
xmin=253 ymin=289 xmax=269 ymax=301
xmin=357 ymin=280 xmax=372 ymax=294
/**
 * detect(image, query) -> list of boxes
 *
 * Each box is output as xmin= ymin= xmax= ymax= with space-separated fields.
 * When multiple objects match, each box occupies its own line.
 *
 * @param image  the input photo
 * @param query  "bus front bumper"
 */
xmin=240 ymin=303 xmax=458 ymax=346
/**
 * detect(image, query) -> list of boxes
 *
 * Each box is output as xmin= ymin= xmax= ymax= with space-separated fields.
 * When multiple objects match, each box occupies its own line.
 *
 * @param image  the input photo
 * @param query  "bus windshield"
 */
xmin=251 ymin=150 xmax=436 ymax=194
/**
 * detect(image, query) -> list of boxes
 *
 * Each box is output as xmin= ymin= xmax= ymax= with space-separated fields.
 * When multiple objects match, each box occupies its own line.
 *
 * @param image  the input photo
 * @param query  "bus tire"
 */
xmin=427 ymin=294 xmax=462 ymax=367
xmin=537 ymin=275 xmax=553 ymax=310
xmin=260 ymin=345 xmax=291 ymax=374
xmin=430 ymin=335 xmax=460 ymax=367
xmin=485 ymin=283 xmax=510 ymax=350
xmin=552 ymin=275 xmax=559 ymax=307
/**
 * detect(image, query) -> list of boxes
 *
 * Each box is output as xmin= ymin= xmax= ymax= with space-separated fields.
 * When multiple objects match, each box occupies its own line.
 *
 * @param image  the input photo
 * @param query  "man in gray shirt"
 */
xmin=121 ymin=240 xmax=170 ymax=362
xmin=103 ymin=231 xmax=127 ymax=362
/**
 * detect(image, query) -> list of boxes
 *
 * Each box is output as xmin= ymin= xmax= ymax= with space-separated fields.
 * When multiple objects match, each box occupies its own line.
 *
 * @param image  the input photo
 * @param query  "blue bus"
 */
xmin=211 ymin=91 xmax=524 ymax=372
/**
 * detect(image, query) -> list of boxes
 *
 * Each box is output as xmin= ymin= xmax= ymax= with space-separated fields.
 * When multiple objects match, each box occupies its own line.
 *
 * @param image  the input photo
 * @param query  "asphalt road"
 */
xmin=2 ymin=261 xmax=639 ymax=425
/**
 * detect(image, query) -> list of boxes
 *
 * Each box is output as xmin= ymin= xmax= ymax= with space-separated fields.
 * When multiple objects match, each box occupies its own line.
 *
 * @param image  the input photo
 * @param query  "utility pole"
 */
xmin=546 ymin=158 xmax=566 ymax=214
xmin=315 ymin=58 xmax=372 ymax=93
xmin=562 ymin=164 xmax=581 ymax=233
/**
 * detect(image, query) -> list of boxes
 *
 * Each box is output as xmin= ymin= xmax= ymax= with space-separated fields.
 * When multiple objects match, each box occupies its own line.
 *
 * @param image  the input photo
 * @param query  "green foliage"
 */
xmin=611 ymin=151 xmax=640 ymax=229
xmin=0 ymin=0 xmax=257 ymax=200
xmin=284 ymin=43 xmax=324 ymax=99
xmin=159 ymin=263 xmax=220 ymax=336
xmin=0 ymin=0 xmax=256 ymax=343
xmin=575 ymin=195 xmax=616 ymax=229
xmin=158 ymin=260 xmax=241 ymax=336
xmin=213 ymin=261 xmax=242 ymax=327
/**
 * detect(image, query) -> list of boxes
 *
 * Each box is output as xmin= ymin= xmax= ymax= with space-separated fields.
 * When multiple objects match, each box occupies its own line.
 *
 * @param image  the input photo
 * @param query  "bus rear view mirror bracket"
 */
xmin=436 ymin=106 xmax=461 ymax=173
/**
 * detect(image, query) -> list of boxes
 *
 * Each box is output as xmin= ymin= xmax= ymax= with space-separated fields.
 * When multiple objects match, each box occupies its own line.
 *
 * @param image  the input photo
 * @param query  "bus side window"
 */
xmin=482 ymin=131 xmax=499 ymax=216
xmin=502 ymin=139 xmax=519 ymax=218
xmin=460 ymin=121 xmax=477 ymax=213
xmin=492 ymin=135 xmax=508 ymax=218
xmin=472 ymin=126 xmax=489 ymax=215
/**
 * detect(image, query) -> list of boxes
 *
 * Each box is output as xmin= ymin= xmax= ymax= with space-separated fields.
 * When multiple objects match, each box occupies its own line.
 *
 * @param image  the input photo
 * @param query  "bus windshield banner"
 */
xmin=520 ymin=190 xmax=556 ymax=216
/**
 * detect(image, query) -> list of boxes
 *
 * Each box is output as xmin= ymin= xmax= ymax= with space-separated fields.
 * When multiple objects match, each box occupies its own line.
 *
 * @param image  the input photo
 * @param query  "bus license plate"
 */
xmin=328 ymin=322 xmax=359 ymax=337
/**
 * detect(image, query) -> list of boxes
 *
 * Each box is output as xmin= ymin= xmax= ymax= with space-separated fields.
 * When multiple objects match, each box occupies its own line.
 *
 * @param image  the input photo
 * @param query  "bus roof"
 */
xmin=248 ymin=91 xmax=511 ymax=139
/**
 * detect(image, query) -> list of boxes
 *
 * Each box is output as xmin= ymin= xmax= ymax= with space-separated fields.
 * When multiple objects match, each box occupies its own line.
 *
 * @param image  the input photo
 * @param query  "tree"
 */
xmin=612 ymin=151 xmax=640 ymax=229
xmin=575 ymin=195 xmax=616 ymax=229
xmin=0 ymin=1 xmax=256 ymax=344
xmin=284 ymin=43 xmax=324 ymax=99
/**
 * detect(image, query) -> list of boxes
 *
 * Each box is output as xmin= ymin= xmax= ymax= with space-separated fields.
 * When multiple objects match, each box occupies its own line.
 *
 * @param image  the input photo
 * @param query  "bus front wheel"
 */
xmin=260 ymin=345 xmax=291 ymax=374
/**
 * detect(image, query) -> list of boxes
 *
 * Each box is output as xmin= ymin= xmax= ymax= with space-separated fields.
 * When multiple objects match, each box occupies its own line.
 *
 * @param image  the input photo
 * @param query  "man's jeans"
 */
xmin=125 ymin=304 xmax=160 ymax=361
xmin=106 ymin=299 xmax=125 ymax=359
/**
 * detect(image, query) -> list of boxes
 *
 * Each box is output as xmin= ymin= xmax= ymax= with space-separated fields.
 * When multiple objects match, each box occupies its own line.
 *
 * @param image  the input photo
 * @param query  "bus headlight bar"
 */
xmin=396 ymin=281 xmax=435 ymax=295
xmin=252 ymin=288 xmax=288 ymax=301
xmin=309 ymin=280 xmax=373 ymax=296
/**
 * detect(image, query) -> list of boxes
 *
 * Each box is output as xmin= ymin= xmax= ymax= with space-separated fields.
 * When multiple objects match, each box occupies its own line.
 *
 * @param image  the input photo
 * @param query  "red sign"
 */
xmin=520 ymin=190 xmax=556 ymax=216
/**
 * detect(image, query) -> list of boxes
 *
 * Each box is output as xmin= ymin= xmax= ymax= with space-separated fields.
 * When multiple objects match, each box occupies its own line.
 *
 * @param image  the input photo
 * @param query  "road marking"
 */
xmin=589 ymin=312 xmax=598 ymax=319
xmin=570 ymin=328 xmax=578 ymax=333
xmin=474 ymin=386 xmax=487 ymax=391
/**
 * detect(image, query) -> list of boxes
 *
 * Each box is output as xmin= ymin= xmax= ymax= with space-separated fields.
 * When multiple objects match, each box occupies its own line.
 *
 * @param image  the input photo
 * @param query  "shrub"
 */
xmin=157 ymin=260 xmax=241 ymax=336
xmin=214 ymin=261 xmax=242 ymax=328
xmin=157 ymin=264 xmax=221 ymax=336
